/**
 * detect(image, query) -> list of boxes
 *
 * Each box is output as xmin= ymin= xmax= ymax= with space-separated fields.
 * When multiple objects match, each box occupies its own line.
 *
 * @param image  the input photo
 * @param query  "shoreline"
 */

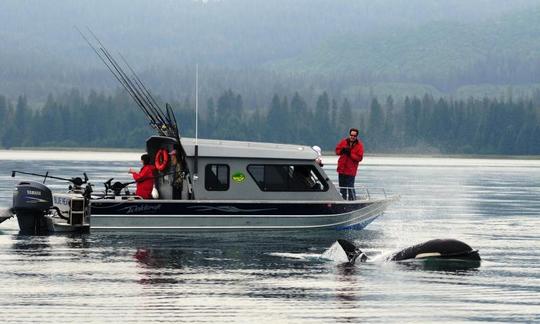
xmin=2 ymin=147 xmax=539 ymax=160
xmin=0 ymin=147 xmax=142 ymax=152
xmin=322 ymin=151 xmax=540 ymax=160
xmin=1 ymin=149 xmax=539 ymax=166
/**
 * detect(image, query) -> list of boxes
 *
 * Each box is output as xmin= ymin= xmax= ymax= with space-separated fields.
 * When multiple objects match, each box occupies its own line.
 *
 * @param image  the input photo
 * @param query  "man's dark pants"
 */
xmin=338 ymin=173 xmax=356 ymax=200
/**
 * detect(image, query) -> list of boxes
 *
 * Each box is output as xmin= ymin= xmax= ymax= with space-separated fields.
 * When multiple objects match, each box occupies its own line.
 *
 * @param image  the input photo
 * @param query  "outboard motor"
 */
xmin=12 ymin=181 xmax=53 ymax=234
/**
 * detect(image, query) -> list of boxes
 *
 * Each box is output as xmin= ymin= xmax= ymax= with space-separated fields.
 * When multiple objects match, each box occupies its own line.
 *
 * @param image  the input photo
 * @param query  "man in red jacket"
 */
xmin=129 ymin=153 xmax=156 ymax=199
xmin=335 ymin=128 xmax=364 ymax=200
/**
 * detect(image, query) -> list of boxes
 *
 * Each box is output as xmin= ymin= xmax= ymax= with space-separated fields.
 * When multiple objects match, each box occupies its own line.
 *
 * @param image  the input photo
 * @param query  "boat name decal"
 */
xmin=54 ymin=196 xmax=71 ymax=205
xmin=187 ymin=205 xmax=277 ymax=213
xmin=120 ymin=204 xmax=162 ymax=214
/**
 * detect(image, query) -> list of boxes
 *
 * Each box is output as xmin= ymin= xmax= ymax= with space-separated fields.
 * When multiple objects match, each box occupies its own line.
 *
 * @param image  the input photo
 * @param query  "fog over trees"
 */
xmin=1 ymin=0 xmax=539 ymax=154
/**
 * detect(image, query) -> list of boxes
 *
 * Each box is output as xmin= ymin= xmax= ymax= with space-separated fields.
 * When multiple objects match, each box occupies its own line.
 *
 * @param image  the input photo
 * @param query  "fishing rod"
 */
xmin=12 ymin=170 xmax=89 ymax=186
xmin=165 ymin=104 xmax=176 ymax=135
xmin=86 ymin=28 xmax=171 ymax=134
xmin=93 ymin=36 xmax=165 ymax=130
xmin=77 ymin=27 xmax=194 ymax=198
xmin=79 ymin=27 xmax=185 ymax=139
xmin=118 ymin=53 xmax=172 ymax=131
xmin=76 ymin=27 xmax=163 ymax=134
xmin=84 ymin=30 xmax=190 ymax=164
xmin=100 ymin=47 xmax=164 ymax=125
xmin=167 ymin=103 xmax=187 ymax=164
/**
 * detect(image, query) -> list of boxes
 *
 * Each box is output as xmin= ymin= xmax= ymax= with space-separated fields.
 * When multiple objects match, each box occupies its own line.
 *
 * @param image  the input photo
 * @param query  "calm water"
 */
xmin=0 ymin=151 xmax=539 ymax=323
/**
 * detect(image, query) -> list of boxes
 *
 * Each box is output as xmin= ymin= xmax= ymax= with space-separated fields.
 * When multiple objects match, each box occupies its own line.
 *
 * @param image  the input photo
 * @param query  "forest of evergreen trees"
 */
xmin=0 ymin=88 xmax=539 ymax=155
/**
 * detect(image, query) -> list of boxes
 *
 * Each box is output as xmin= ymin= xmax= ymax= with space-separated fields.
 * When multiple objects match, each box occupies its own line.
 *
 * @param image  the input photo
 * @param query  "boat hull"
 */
xmin=88 ymin=198 xmax=395 ymax=232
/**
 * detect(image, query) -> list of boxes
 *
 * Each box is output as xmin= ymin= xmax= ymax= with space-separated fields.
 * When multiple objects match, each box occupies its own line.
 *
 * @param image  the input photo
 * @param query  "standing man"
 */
xmin=335 ymin=128 xmax=364 ymax=200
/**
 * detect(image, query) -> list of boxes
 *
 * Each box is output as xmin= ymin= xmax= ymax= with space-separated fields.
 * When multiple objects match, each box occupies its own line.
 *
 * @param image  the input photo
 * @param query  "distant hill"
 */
xmin=1 ymin=0 xmax=540 ymax=103
xmin=268 ymin=7 xmax=540 ymax=92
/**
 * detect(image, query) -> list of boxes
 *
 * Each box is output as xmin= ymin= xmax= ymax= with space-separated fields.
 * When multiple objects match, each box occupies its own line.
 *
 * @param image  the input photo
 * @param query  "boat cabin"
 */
xmin=146 ymin=136 xmax=342 ymax=201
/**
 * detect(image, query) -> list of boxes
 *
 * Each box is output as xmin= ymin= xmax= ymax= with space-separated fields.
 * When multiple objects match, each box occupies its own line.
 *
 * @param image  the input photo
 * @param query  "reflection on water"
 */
xmin=0 ymin=153 xmax=539 ymax=322
xmin=11 ymin=235 xmax=52 ymax=257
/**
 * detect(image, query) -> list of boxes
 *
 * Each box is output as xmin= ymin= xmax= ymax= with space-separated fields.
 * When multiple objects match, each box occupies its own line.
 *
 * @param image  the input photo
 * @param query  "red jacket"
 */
xmin=335 ymin=138 xmax=364 ymax=176
xmin=132 ymin=165 xmax=156 ymax=199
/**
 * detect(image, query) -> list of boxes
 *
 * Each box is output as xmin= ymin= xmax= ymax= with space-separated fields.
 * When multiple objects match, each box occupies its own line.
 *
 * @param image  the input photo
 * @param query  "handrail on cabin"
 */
xmin=334 ymin=185 xmax=388 ymax=200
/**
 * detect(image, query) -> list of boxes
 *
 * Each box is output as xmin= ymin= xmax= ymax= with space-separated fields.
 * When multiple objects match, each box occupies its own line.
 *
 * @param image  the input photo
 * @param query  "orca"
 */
xmin=321 ymin=239 xmax=368 ymax=264
xmin=324 ymin=238 xmax=480 ymax=265
xmin=388 ymin=238 xmax=480 ymax=262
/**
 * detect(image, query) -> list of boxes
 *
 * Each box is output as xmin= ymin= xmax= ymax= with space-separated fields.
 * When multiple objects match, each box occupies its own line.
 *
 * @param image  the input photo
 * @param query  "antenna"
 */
xmin=193 ymin=64 xmax=200 ymax=177
xmin=195 ymin=64 xmax=199 ymax=146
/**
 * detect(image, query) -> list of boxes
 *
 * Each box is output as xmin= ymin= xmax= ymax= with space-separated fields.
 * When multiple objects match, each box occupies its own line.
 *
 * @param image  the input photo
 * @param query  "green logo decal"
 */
xmin=232 ymin=172 xmax=246 ymax=183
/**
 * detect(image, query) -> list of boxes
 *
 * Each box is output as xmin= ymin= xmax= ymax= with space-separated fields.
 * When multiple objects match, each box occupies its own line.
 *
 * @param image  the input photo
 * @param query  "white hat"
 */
xmin=312 ymin=145 xmax=322 ymax=156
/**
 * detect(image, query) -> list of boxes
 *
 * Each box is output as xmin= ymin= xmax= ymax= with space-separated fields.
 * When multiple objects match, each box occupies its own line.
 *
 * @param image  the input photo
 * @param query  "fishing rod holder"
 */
xmin=103 ymin=178 xmax=132 ymax=196
xmin=11 ymin=170 xmax=90 ymax=187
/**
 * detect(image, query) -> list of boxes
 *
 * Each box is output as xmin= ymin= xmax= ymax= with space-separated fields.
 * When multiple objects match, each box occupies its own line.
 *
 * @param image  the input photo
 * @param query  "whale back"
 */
xmin=389 ymin=239 xmax=480 ymax=261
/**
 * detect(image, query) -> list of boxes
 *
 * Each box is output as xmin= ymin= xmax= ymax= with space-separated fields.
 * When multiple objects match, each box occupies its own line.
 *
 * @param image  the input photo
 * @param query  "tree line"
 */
xmin=0 ymin=89 xmax=539 ymax=155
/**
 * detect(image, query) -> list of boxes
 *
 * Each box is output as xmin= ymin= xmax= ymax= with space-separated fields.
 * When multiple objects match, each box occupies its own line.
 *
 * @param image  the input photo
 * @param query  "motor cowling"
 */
xmin=12 ymin=181 xmax=53 ymax=234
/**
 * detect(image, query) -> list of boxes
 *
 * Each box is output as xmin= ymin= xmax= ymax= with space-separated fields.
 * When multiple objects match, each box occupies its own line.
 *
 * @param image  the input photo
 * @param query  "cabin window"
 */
xmin=205 ymin=164 xmax=229 ymax=191
xmin=247 ymin=164 xmax=328 ymax=192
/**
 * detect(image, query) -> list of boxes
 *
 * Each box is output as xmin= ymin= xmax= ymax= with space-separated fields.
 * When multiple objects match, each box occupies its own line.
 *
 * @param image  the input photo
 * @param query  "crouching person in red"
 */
xmin=129 ymin=153 xmax=156 ymax=199
xmin=335 ymin=128 xmax=364 ymax=200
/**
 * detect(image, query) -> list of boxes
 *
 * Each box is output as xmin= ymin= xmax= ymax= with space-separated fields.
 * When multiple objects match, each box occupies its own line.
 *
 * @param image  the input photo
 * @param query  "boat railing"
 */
xmin=335 ymin=185 xmax=388 ymax=200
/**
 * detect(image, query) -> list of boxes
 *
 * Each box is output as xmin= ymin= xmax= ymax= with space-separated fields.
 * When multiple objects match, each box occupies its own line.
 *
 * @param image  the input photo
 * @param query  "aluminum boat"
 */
xmin=10 ymin=136 xmax=397 ymax=234
xmin=7 ymin=34 xmax=397 ymax=234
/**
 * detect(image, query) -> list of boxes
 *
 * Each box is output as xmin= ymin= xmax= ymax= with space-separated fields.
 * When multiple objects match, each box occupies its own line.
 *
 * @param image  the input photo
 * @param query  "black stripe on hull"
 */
xmin=90 ymin=200 xmax=374 ymax=216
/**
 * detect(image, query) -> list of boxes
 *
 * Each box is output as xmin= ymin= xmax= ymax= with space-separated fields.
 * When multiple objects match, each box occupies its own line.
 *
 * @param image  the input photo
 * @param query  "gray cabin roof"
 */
xmin=180 ymin=137 xmax=319 ymax=160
